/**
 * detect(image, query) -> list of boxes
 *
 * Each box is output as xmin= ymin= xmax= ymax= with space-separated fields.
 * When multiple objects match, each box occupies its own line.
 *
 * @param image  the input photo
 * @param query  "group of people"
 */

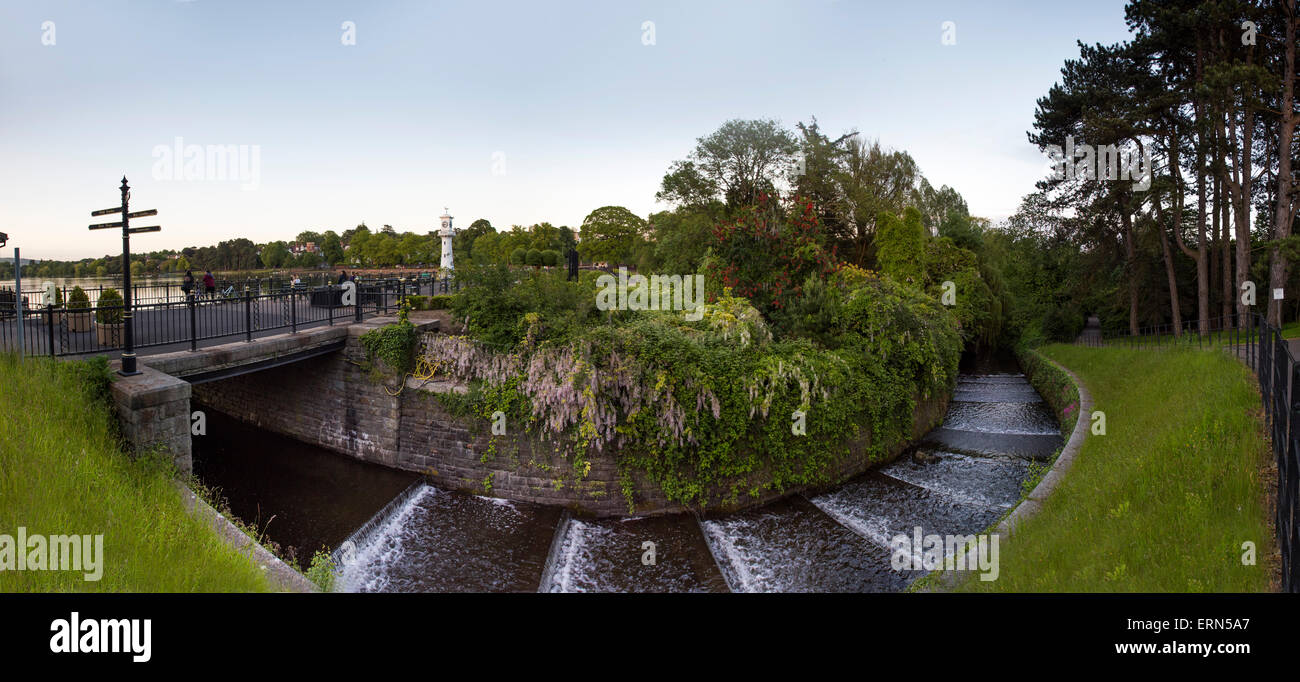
xmin=180 ymin=270 xmax=218 ymax=299
xmin=179 ymin=269 xmax=359 ymax=300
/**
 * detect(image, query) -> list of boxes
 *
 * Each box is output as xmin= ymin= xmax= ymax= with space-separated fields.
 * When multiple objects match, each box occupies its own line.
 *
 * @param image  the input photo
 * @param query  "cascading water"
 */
xmin=698 ymin=367 xmax=1061 ymax=592
xmin=538 ymin=514 xmax=728 ymax=592
xmin=333 ymin=483 xmax=562 ymax=592
xmin=197 ymin=358 xmax=1063 ymax=593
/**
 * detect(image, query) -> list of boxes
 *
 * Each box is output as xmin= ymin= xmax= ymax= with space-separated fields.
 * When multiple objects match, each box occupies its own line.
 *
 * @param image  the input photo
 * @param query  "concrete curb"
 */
xmin=174 ymin=483 xmax=318 ymax=593
xmin=929 ymin=350 xmax=1092 ymax=590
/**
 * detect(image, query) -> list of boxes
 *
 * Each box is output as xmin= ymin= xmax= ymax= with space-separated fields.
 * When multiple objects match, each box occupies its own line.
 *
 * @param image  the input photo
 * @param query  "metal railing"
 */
xmin=1 ymin=270 xmax=443 ymax=307
xmin=0 ymin=279 xmax=426 ymax=358
xmin=1078 ymin=313 xmax=1260 ymax=367
xmin=1253 ymin=316 xmax=1299 ymax=593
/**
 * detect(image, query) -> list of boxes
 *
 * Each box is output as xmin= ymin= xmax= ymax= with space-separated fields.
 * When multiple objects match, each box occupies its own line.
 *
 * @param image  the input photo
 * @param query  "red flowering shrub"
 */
xmin=706 ymin=194 xmax=836 ymax=318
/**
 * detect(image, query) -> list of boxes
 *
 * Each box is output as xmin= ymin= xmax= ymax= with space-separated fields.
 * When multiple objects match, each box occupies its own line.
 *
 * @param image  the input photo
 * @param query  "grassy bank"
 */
xmin=0 ymin=354 xmax=273 ymax=592
xmin=962 ymin=345 xmax=1274 ymax=592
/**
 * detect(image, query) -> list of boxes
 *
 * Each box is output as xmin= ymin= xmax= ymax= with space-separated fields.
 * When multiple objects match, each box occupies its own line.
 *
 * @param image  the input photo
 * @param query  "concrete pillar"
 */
xmin=110 ymin=363 xmax=193 ymax=475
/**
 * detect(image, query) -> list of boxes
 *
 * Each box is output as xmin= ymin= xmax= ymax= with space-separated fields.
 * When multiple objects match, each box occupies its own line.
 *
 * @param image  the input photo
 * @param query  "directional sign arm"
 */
xmin=90 ymin=207 xmax=123 ymax=216
xmin=89 ymin=221 xmax=125 ymax=230
xmin=126 ymin=209 xmax=157 ymax=219
xmin=127 ymin=226 xmax=162 ymax=234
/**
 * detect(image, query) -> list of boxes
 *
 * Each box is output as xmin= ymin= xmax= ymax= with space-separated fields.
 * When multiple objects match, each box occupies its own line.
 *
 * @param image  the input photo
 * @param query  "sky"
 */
xmin=0 ymin=0 xmax=1133 ymax=261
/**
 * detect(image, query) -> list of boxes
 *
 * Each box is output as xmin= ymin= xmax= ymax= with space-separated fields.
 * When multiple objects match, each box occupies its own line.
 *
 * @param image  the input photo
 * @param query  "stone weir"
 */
xmin=175 ymin=315 xmax=950 ymax=517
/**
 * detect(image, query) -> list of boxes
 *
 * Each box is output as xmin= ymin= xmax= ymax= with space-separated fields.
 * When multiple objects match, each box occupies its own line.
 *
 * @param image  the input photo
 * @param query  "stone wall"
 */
xmin=190 ymin=321 xmax=406 ymax=469
xmin=110 ymin=363 xmax=193 ymax=474
xmin=193 ymin=319 xmax=951 ymax=517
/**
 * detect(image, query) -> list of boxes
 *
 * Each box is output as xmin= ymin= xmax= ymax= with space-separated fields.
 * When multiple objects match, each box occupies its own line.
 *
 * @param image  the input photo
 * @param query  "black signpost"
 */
xmin=89 ymin=176 xmax=161 ymax=376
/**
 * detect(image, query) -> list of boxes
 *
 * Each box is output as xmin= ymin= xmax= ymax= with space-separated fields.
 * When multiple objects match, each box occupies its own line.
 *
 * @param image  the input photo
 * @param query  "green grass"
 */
xmin=0 ymin=354 xmax=274 ymax=592
xmin=961 ymin=344 xmax=1275 ymax=592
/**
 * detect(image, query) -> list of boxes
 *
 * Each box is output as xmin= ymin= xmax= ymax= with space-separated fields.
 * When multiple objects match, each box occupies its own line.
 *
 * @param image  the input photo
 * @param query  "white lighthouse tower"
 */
xmin=439 ymin=208 xmax=454 ymax=272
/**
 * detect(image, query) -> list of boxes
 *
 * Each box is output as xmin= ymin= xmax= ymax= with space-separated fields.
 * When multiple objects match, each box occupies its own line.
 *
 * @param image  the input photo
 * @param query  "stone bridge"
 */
xmin=108 ymin=317 xmax=438 ymax=475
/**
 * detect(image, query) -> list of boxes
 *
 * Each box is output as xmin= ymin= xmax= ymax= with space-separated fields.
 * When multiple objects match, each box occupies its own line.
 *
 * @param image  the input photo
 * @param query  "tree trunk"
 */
xmin=1218 ymin=171 xmax=1233 ymax=323
xmin=1226 ymin=102 xmax=1254 ymax=326
xmin=1168 ymin=128 xmax=1210 ymax=336
xmin=1122 ymin=210 xmax=1139 ymax=335
xmin=1268 ymin=0 xmax=1298 ymax=328
xmin=1154 ymin=200 xmax=1184 ymax=334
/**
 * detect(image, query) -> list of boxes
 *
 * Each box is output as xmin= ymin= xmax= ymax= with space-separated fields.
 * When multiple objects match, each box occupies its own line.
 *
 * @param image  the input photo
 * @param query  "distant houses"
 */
xmin=289 ymin=241 xmax=321 ymax=256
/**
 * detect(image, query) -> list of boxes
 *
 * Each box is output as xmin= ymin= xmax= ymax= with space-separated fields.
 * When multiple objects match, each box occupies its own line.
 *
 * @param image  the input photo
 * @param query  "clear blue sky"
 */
xmin=0 ymin=0 xmax=1131 ymax=260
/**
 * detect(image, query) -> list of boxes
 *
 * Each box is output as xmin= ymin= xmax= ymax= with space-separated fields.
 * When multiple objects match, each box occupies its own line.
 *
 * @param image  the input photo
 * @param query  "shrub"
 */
xmin=404 ymin=294 xmax=453 ymax=311
xmin=67 ymin=286 xmax=90 ymax=311
xmin=450 ymin=264 xmax=601 ymax=350
xmin=1041 ymin=304 xmax=1085 ymax=342
xmin=525 ymin=248 xmax=543 ymax=267
xmin=510 ymin=247 xmax=527 ymax=265
xmin=359 ymin=317 xmax=419 ymax=376
xmin=306 ymin=550 xmax=337 ymax=592
xmin=706 ymin=195 xmax=835 ymax=318
xmin=67 ymin=355 xmax=115 ymax=415
xmin=428 ymin=275 xmax=959 ymax=511
xmin=542 ymin=250 xmax=560 ymax=267
xmin=96 ymin=288 xmax=124 ymax=325
xmin=876 ymin=207 xmax=927 ymax=286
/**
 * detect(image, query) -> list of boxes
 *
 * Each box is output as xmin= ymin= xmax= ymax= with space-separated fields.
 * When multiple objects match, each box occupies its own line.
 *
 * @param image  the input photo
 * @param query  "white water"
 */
xmin=336 ymin=485 xmax=435 ymax=593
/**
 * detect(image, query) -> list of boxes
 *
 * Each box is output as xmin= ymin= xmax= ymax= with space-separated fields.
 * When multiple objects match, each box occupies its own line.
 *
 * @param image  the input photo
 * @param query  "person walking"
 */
xmin=202 ymin=270 xmax=216 ymax=299
xmin=337 ymin=270 xmax=348 ymax=285
xmin=181 ymin=270 xmax=195 ymax=298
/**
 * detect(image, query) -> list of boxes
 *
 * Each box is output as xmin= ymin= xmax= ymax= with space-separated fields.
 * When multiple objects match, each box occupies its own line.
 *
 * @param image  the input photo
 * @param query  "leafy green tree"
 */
xmin=661 ymin=119 xmax=799 ymax=209
xmin=348 ymin=225 xmax=372 ymax=265
xmin=649 ymin=208 xmax=717 ymax=274
xmin=839 ymin=138 xmax=924 ymax=265
xmin=578 ymin=206 xmax=647 ymax=265
xmin=656 ymin=160 xmax=720 ymax=208
xmin=260 ymin=241 xmax=290 ymax=268
xmin=527 ymin=222 xmax=564 ymax=253
xmin=321 ymin=231 xmax=344 ymax=265
xmin=399 ymin=232 xmax=431 ymax=265
xmin=707 ymin=195 xmax=835 ymax=316
xmin=455 ymin=219 xmax=494 ymax=266
xmin=510 ymin=247 xmax=527 ymax=265
xmin=915 ymin=180 xmax=970 ymax=235
xmin=876 ymin=207 xmax=927 ymax=286
xmin=471 ymin=232 xmax=503 ymax=264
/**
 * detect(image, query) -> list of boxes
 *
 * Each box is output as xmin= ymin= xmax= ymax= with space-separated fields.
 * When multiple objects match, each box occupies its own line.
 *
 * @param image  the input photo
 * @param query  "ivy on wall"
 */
xmin=424 ymin=272 xmax=961 ymax=512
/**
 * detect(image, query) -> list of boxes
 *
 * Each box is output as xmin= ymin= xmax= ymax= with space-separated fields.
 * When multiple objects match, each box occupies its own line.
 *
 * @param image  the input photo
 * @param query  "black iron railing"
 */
xmin=1078 ymin=313 xmax=1260 ymax=366
xmin=1253 ymin=316 xmax=1299 ymax=593
xmin=0 ymin=278 xmax=427 ymax=358
xmin=0 ymin=271 xmax=443 ymax=307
